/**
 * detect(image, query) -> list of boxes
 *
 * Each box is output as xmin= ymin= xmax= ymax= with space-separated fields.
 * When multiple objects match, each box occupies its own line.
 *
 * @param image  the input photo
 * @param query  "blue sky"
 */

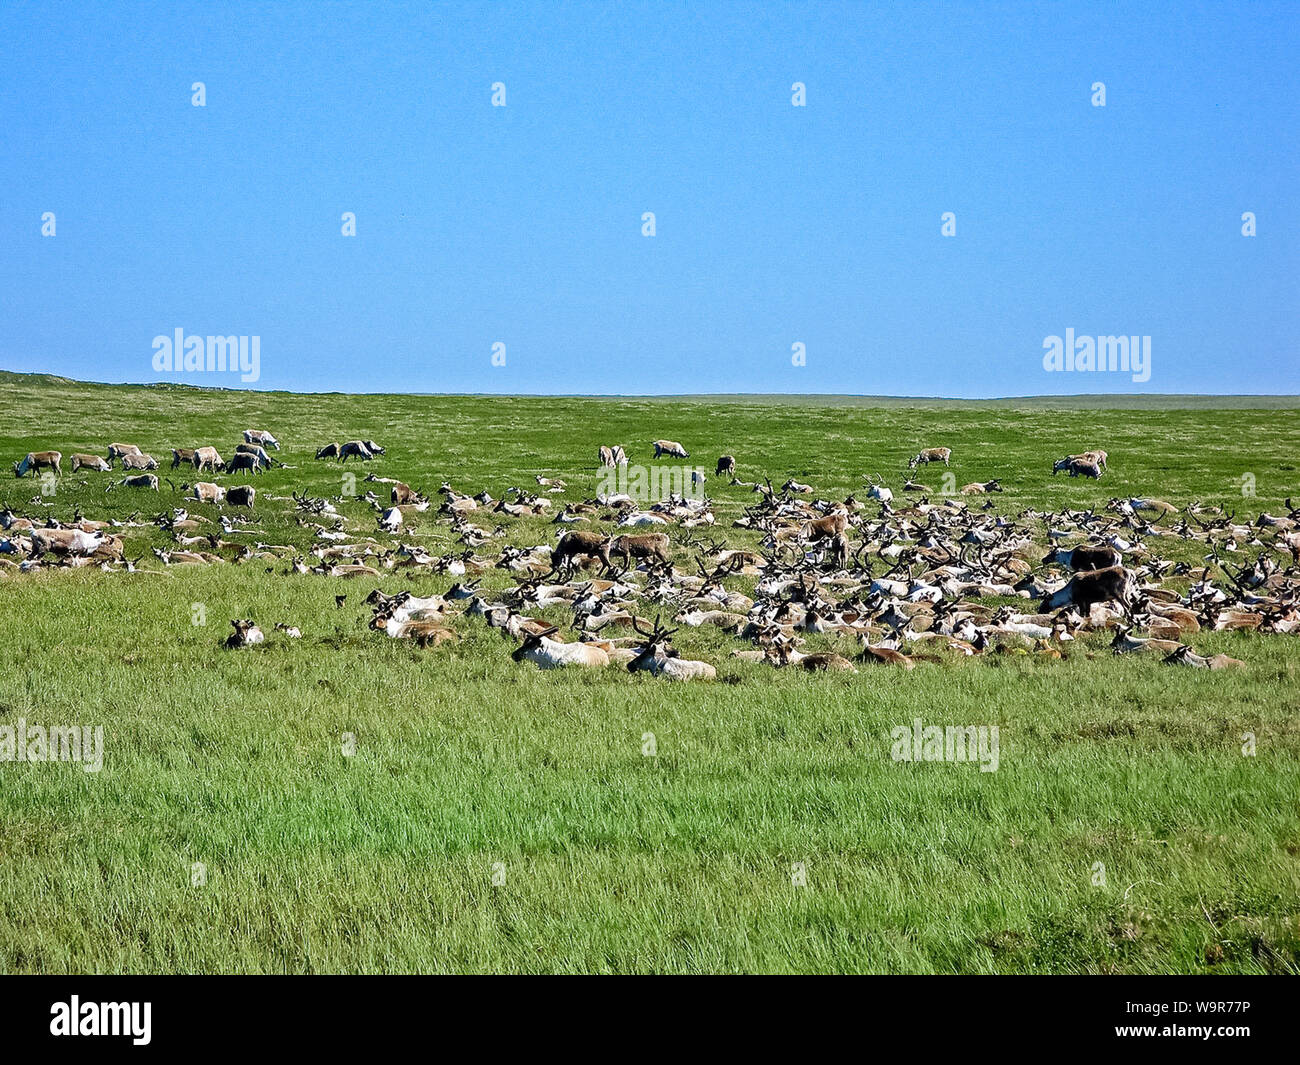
xmin=1 ymin=0 xmax=1295 ymax=395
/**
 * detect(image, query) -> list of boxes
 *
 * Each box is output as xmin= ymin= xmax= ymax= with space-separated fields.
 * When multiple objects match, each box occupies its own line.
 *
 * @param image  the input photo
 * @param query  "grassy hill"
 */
xmin=0 ymin=372 xmax=1297 ymax=973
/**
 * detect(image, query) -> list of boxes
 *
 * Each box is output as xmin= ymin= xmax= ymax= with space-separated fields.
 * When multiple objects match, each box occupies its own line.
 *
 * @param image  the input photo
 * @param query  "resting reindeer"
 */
xmin=627 ymin=617 xmax=716 ymax=680
xmin=908 ymin=447 xmax=951 ymax=468
xmin=511 ymin=626 xmax=609 ymax=669
xmin=14 ymin=451 xmax=61 ymax=478
xmin=1053 ymin=456 xmax=1102 ymax=479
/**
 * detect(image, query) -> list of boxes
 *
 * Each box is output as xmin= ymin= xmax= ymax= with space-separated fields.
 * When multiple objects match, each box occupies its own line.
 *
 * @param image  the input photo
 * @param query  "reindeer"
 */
xmin=120 ymin=452 xmax=159 ymax=471
xmin=315 ymin=442 xmax=341 ymax=459
xmin=192 ymin=446 xmax=224 ymax=473
xmin=609 ymin=532 xmax=670 ymax=570
xmin=1110 ymin=625 xmax=1181 ymax=655
xmin=511 ymin=626 xmax=610 ymax=669
xmin=339 ymin=441 xmax=374 ymax=462
xmin=224 ymin=619 xmax=265 ymax=649
xmin=908 ymin=447 xmax=951 ymax=469
xmin=652 ymin=439 xmax=689 ymax=459
xmin=552 ymin=531 xmax=612 ymax=573
xmin=390 ymin=482 xmax=425 ymax=506
xmin=865 ymin=475 xmax=893 ymax=504
xmin=1039 ymin=566 xmax=1133 ymax=613
xmin=716 ymin=454 xmax=736 ymax=477
xmin=107 ymin=443 xmax=142 ymax=466
xmin=599 ymin=445 xmax=616 ymax=467
xmin=191 ymin=482 xmax=226 ymax=504
xmin=70 ymin=453 xmax=110 ymax=472
xmin=1162 ymin=644 xmax=1245 ymax=670
xmin=171 ymin=448 xmax=197 ymax=468
xmin=627 ymin=617 xmax=716 ymax=680
xmin=117 ymin=473 xmax=159 ymax=491
xmin=960 ymin=479 xmax=1002 ymax=495
xmin=227 ymin=485 xmax=256 ymax=508
xmin=14 ymin=451 xmax=61 ymax=478
xmin=226 ymin=452 xmax=265 ymax=475
xmin=29 ymin=526 xmax=106 ymax=558
xmin=242 ymin=429 xmax=280 ymax=450
xmin=1042 ymin=543 xmax=1120 ymax=571
xmin=1053 ymin=457 xmax=1102 ymax=479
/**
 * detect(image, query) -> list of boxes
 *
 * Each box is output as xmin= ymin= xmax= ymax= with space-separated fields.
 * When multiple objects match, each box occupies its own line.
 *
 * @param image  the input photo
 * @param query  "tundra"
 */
xmin=192 ymin=446 xmax=224 ymax=473
xmin=609 ymin=532 xmax=670 ymax=569
xmin=70 ymin=453 xmax=111 ymax=472
xmin=1039 ymin=565 xmax=1133 ymax=613
xmin=242 ymin=429 xmax=280 ymax=450
xmin=14 ymin=451 xmax=61 ymax=478
xmin=552 ymin=531 xmax=612 ymax=572
xmin=908 ymin=447 xmax=951 ymax=468
xmin=120 ymin=452 xmax=159 ymax=471
xmin=1043 ymin=543 xmax=1121 ymax=571
xmin=652 ymin=439 xmax=689 ymax=459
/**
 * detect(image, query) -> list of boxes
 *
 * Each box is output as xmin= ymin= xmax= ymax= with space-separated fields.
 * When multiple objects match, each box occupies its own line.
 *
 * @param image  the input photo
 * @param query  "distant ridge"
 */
xmin=0 ymin=370 xmax=1296 ymax=408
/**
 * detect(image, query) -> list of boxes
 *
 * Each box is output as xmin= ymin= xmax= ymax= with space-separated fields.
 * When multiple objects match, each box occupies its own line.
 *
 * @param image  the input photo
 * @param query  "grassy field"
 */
xmin=1 ymin=371 xmax=1298 ymax=974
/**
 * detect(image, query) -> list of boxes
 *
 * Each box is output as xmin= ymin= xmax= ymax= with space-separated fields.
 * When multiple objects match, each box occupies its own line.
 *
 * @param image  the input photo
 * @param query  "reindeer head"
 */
xmin=511 ymin=625 xmax=559 ymax=662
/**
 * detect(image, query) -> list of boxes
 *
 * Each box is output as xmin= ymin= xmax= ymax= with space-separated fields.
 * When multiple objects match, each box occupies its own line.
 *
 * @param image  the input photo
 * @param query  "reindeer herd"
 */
xmin=7 ymin=428 xmax=1300 ymax=679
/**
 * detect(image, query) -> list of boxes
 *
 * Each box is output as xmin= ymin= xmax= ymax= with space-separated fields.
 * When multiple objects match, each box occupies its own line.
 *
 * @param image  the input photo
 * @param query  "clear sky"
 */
xmin=1 ymin=1 xmax=1295 ymax=395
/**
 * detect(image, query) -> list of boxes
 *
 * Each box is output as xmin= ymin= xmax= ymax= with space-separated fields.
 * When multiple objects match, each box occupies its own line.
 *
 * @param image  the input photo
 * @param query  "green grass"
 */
xmin=1 ymin=372 xmax=1298 ymax=973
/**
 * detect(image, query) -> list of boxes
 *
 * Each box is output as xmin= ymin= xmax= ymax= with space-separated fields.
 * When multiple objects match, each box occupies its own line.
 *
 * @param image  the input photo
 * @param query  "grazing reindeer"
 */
xmin=191 ymin=482 xmax=226 ymax=504
xmin=512 ymin=626 xmax=610 ymax=669
xmin=315 ymin=443 xmax=341 ymax=459
xmin=242 ymin=429 xmax=280 ymax=450
xmin=339 ymin=440 xmax=374 ymax=462
xmin=609 ymin=532 xmax=670 ymax=570
xmin=628 ymin=617 xmax=716 ymax=680
xmin=1043 ymin=543 xmax=1120 ymax=571
xmin=611 ymin=445 xmax=628 ymax=466
xmin=599 ymin=445 xmax=616 ymax=468
xmin=227 ymin=485 xmax=256 ymax=508
xmin=171 ymin=448 xmax=197 ymax=468
xmin=107 ymin=443 xmax=142 ymax=466
xmin=226 ymin=452 xmax=265 ymax=475
xmin=14 ymin=451 xmax=61 ymax=478
xmin=70 ymin=453 xmax=110 ymax=472
xmin=1039 ymin=566 xmax=1133 ymax=613
xmin=553 ymin=531 xmax=613 ymax=573
xmin=192 ymin=446 xmax=224 ymax=473
xmin=716 ymin=454 xmax=736 ymax=477
xmin=908 ymin=447 xmax=951 ymax=469
xmin=652 ymin=439 xmax=689 ymax=459
xmin=120 ymin=452 xmax=159 ymax=471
